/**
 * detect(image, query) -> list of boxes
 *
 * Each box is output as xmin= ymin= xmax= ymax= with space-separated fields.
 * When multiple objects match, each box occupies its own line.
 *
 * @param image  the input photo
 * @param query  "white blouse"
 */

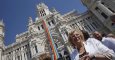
xmin=70 ymin=38 xmax=115 ymax=60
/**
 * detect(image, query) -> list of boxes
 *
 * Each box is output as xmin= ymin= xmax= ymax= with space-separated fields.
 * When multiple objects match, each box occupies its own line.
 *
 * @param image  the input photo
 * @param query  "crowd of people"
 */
xmin=69 ymin=29 xmax=115 ymax=60
xmin=38 ymin=28 xmax=115 ymax=60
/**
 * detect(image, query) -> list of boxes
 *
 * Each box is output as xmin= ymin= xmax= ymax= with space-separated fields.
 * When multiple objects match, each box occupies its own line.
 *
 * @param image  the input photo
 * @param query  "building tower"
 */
xmin=0 ymin=20 xmax=4 ymax=60
xmin=37 ymin=3 xmax=52 ymax=17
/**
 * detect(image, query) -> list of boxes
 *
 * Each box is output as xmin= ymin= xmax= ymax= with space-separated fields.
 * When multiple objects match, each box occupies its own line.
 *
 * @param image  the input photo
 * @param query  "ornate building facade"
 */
xmin=81 ymin=0 xmax=115 ymax=33
xmin=0 ymin=0 xmax=114 ymax=60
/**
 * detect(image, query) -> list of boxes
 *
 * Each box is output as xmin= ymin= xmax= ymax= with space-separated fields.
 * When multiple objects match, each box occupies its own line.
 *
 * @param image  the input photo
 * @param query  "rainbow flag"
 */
xmin=42 ymin=19 xmax=59 ymax=60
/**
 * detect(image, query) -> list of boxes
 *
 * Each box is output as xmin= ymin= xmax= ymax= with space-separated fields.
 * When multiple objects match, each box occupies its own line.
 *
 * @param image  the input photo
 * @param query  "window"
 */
xmin=101 ymin=12 xmax=108 ymax=19
xmin=48 ymin=22 xmax=51 ymax=26
xmin=72 ymin=24 xmax=75 ymax=27
xmin=51 ymin=20 xmax=55 ymax=24
xmin=17 ymin=48 xmax=19 ymax=51
xmin=72 ymin=24 xmax=74 ymax=26
xmin=41 ymin=10 xmax=46 ymax=16
xmin=87 ymin=17 xmax=90 ymax=19
xmin=75 ymin=23 xmax=79 ymax=28
xmin=92 ymin=22 xmax=98 ymax=28
xmin=70 ymin=25 xmax=72 ymax=27
xmin=95 ymin=7 xmax=108 ymax=19
xmin=35 ymin=45 xmax=38 ymax=53
xmin=26 ymin=52 xmax=30 ymax=60
xmin=44 ymin=13 xmax=46 ymax=15
xmin=42 ymin=14 xmax=44 ymax=16
xmin=87 ymin=25 xmax=92 ymax=31
xmin=41 ymin=25 xmax=44 ymax=29
xmin=25 ymin=45 xmax=28 ymax=48
xmin=29 ymin=51 xmax=32 ymax=58
xmin=80 ymin=20 xmax=82 ymax=23
xmin=65 ymin=31 xmax=68 ymax=36
xmin=108 ymin=8 xmax=115 ymax=13
xmin=84 ymin=26 xmax=88 ymax=31
xmin=101 ymin=2 xmax=104 ymax=5
xmin=17 ymin=56 xmax=20 ymax=60
xmin=43 ymin=10 xmax=45 ymax=13
xmin=101 ymin=2 xmax=115 ymax=13
xmin=24 ymin=53 xmax=26 ymax=60
xmin=90 ymin=23 xmax=96 ymax=30
xmin=95 ymin=7 xmax=101 ymax=13
xmin=43 ymin=13 xmax=46 ymax=16
xmin=39 ymin=11 xmax=42 ymax=14
xmin=9 ymin=52 xmax=11 ymax=54
xmin=40 ymin=14 xmax=42 ymax=17
xmin=95 ymin=7 xmax=99 ymax=10
xmin=38 ymin=26 xmax=40 ymax=30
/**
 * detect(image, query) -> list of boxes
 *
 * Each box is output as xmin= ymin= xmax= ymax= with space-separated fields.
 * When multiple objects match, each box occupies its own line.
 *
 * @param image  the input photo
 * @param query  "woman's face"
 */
xmin=71 ymin=31 xmax=83 ymax=46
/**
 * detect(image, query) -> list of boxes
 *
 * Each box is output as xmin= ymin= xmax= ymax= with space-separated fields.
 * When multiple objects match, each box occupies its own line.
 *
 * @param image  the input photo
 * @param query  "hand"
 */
xmin=80 ymin=55 xmax=91 ymax=60
xmin=88 ymin=54 xmax=95 ymax=60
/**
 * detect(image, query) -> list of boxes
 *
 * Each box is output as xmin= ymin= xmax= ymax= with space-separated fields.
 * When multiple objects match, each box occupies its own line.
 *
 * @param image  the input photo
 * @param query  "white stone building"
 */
xmin=81 ymin=0 xmax=115 ymax=33
xmin=0 ymin=0 xmax=114 ymax=60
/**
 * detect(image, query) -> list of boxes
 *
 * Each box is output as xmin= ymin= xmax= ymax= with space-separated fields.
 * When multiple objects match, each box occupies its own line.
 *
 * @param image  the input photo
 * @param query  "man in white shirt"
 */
xmin=93 ymin=31 xmax=115 ymax=52
xmin=102 ymin=37 xmax=115 ymax=52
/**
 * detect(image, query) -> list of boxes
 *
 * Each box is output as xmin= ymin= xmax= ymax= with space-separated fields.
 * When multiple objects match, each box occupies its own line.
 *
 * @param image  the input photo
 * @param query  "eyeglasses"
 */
xmin=72 ymin=33 xmax=81 ymax=40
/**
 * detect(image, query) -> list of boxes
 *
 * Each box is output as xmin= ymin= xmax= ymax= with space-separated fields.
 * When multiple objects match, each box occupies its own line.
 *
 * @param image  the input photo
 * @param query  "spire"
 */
xmin=51 ymin=7 xmax=58 ymax=13
xmin=28 ymin=17 xmax=33 ymax=25
xmin=37 ymin=2 xmax=48 ymax=9
xmin=0 ymin=19 xmax=4 ymax=27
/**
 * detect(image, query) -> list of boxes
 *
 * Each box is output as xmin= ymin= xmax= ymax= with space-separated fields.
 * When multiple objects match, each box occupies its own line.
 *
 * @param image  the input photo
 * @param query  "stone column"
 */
xmin=30 ymin=44 xmax=34 ymax=57
xmin=24 ymin=46 xmax=28 ymax=60
xmin=96 ymin=1 xmax=113 ymax=16
xmin=3 ymin=55 xmax=6 ymax=60
xmin=77 ymin=22 xmax=83 ymax=30
xmin=33 ymin=45 xmax=36 ymax=55
xmin=21 ymin=47 xmax=25 ymax=60
xmin=13 ymin=50 xmax=15 ymax=60
xmin=85 ymin=19 xmax=94 ymax=31
xmin=0 ymin=49 xmax=2 ymax=60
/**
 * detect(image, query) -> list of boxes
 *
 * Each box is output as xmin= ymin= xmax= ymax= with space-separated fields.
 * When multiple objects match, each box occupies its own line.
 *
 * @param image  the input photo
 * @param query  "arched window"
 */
xmin=38 ymin=26 xmax=40 ymax=30
xmin=101 ymin=12 xmax=108 ymax=19
xmin=51 ymin=20 xmax=55 ymax=24
xmin=48 ymin=21 xmax=51 ymax=26
xmin=35 ymin=45 xmax=38 ymax=53
xmin=41 ymin=25 xmax=44 ymax=29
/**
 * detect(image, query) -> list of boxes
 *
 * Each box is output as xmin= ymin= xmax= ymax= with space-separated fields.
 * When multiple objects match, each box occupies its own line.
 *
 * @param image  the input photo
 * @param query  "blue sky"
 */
xmin=0 ymin=0 xmax=87 ymax=46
